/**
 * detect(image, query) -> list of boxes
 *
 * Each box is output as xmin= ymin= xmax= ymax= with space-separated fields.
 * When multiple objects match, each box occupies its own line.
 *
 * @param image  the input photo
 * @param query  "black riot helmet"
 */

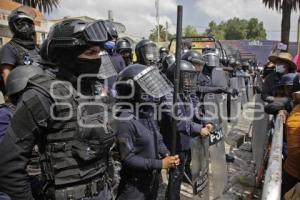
xmin=182 ymin=50 xmax=205 ymax=72
xmin=116 ymin=39 xmax=132 ymax=66
xmin=135 ymin=39 xmax=159 ymax=66
xmin=182 ymin=39 xmax=192 ymax=53
xmin=8 ymin=7 xmax=35 ymax=40
xmin=116 ymin=64 xmax=173 ymax=102
xmin=159 ymin=47 xmax=169 ymax=59
xmin=116 ymin=39 xmax=132 ymax=53
xmin=161 ymin=54 xmax=175 ymax=74
xmin=167 ymin=60 xmax=197 ymax=93
xmin=6 ymin=65 xmax=45 ymax=104
xmin=228 ymin=57 xmax=236 ymax=67
xmin=46 ymin=19 xmax=116 ymax=78
xmin=203 ymin=50 xmax=220 ymax=68
xmin=242 ymin=61 xmax=250 ymax=71
xmin=104 ymin=20 xmax=118 ymax=40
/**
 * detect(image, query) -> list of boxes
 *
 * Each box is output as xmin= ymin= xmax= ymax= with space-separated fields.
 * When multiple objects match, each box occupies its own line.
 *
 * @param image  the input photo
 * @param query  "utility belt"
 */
xmin=44 ymin=174 xmax=108 ymax=200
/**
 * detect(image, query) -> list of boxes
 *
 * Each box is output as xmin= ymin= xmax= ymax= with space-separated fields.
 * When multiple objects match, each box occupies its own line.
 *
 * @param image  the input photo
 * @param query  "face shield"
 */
xmin=97 ymin=51 xmax=118 ymax=79
xmin=204 ymin=53 xmax=220 ymax=68
xmin=134 ymin=66 xmax=173 ymax=98
xmin=180 ymin=71 xmax=197 ymax=92
xmin=140 ymin=44 xmax=159 ymax=65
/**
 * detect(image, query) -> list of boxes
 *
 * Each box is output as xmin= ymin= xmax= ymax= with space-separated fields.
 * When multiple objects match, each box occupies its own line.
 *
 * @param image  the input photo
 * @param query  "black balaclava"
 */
xmin=12 ymin=19 xmax=36 ymax=50
xmin=56 ymin=45 xmax=102 ymax=93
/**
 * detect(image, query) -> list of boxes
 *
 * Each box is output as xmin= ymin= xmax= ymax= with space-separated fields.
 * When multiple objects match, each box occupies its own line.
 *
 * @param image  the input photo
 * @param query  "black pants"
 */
xmin=282 ymin=170 xmax=300 ymax=199
xmin=116 ymin=171 xmax=160 ymax=200
xmin=166 ymin=151 xmax=189 ymax=200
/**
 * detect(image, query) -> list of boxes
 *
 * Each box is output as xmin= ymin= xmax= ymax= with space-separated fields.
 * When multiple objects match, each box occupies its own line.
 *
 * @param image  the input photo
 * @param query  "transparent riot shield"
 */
xmin=191 ymin=136 xmax=209 ymax=199
xmin=251 ymin=95 xmax=269 ymax=180
xmin=203 ymin=93 xmax=228 ymax=199
xmin=211 ymin=68 xmax=229 ymax=136
xmin=247 ymin=76 xmax=254 ymax=101
xmin=229 ymin=77 xmax=242 ymax=125
xmin=237 ymin=76 xmax=248 ymax=105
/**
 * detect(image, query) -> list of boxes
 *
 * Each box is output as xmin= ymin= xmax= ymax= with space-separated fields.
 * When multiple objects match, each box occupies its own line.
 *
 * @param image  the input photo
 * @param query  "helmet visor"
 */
xmin=181 ymin=71 xmax=197 ymax=92
xmin=141 ymin=44 xmax=159 ymax=63
xmin=98 ymin=52 xmax=118 ymax=79
xmin=134 ymin=66 xmax=173 ymax=98
xmin=83 ymin=20 xmax=108 ymax=43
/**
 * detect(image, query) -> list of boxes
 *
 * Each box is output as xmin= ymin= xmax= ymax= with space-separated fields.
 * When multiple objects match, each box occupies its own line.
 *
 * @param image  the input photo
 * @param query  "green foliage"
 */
xmin=12 ymin=0 xmax=60 ymax=13
xmin=246 ymin=18 xmax=267 ymax=40
xmin=149 ymin=24 xmax=173 ymax=42
xmin=183 ymin=25 xmax=199 ymax=37
xmin=204 ymin=17 xmax=267 ymax=40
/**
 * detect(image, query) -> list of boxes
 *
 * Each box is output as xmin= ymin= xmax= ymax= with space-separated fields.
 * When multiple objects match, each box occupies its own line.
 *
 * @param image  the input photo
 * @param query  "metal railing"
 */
xmin=261 ymin=115 xmax=284 ymax=200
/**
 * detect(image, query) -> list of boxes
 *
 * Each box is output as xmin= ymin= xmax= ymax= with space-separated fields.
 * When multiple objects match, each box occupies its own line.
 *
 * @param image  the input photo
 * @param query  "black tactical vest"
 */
xmin=27 ymin=75 xmax=115 ymax=189
xmin=8 ymin=41 xmax=41 ymax=66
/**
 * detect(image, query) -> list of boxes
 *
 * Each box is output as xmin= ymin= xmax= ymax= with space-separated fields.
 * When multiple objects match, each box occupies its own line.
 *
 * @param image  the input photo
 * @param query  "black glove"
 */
xmin=231 ymin=88 xmax=239 ymax=97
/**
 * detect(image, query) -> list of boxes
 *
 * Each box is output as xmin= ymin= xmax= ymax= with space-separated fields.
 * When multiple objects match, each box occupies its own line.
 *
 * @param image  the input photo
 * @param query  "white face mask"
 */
xmin=275 ymin=64 xmax=285 ymax=73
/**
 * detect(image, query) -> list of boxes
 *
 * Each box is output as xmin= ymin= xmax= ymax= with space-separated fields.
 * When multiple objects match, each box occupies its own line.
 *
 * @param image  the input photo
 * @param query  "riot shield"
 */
xmin=251 ymin=95 xmax=269 ymax=180
xmin=237 ymin=76 xmax=248 ymax=105
xmin=229 ymin=77 xmax=242 ymax=125
xmin=191 ymin=136 xmax=209 ymax=199
xmin=247 ymin=75 xmax=254 ymax=101
xmin=203 ymin=93 xmax=228 ymax=199
xmin=211 ymin=68 xmax=229 ymax=136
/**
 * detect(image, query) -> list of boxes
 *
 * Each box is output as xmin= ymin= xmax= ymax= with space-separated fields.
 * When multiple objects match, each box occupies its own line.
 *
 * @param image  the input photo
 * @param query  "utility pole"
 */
xmin=155 ymin=0 xmax=160 ymax=43
xmin=165 ymin=21 xmax=168 ymax=42
xmin=108 ymin=10 xmax=113 ymax=21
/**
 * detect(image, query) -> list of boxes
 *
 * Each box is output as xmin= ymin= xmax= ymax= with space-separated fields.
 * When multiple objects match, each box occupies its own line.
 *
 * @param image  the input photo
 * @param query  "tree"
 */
xmin=184 ymin=25 xmax=199 ymax=37
xmin=247 ymin=18 xmax=267 ymax=40
xmin=262 ymin=0 xmax=300 ymax=48
xmin=204 ymin=18 xmax=266 ymax=40
xmin=149 ymin=24 xmax=172 ymax=42
xmin=223 ymin=18 xmax=248 ymax=40
xmin=12 ymin=0 xmax=60 ymax=13
xmin=205 ymin=21 xmax=225 ymax=40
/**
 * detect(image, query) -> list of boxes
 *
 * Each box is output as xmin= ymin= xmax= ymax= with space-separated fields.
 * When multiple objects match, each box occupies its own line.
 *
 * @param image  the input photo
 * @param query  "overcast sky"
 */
xmin=47 ymin=0 xmax=300 ymax=41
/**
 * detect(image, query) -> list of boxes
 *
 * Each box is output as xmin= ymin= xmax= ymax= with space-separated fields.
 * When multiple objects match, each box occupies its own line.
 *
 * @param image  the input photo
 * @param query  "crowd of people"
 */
xmin=261 ymin=51 xmax=300 ymax=199
xmin=0 ymin=5 xmax=299 ymax=200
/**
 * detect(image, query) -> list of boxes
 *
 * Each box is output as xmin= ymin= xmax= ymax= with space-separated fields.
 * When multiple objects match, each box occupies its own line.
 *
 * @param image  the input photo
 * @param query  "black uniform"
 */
xmin=162 ymin=60 xmax=203 ymax=200
xmin=115 ymin=64 xmax=173 ymax=200
xmin=0 ymin=39 xmax=40 ymax=67
xmin=0 ymin=19 xmax=116 ymax=200
xmin=0 ymin=8 xmax=40 ymax=69
xmin=116 ymin=108 xmax=169 ymax=200
xmin=261 ymin=71 xmax=282 ymax=101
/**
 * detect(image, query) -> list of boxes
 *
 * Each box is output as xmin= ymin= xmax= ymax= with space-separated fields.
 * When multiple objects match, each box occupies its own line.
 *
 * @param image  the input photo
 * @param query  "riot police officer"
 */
xmin=103 ymin=20 xmax=125 ymax=94
xmin=116 ymin=39 xmax=133 ymax=66
xmin=103 ymin=20 xmax=125 ymax=72
xmin=197 ymin=50 xmax=237 ymax=96
xmin=135 ymin=39 xmax=159 ymax=66
xmin=160 ymin=54 xmax=175 ymax=75
xmin=162 ymin=60 xmax=213 ymax=200
xmin=0 ymin=6 xmax=40 ymax=83
xmin=115 ymin=64 xmax=179 ymax=200
xmin=159 ymin=47 xmax=169 ymax=61
xmin=4 ymin=65 xmax=45 ymax=199
xmin=0 ymin=19 xmax=115 ymax=200
xmin=181 ymin=50 xmax=205 ymax=72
